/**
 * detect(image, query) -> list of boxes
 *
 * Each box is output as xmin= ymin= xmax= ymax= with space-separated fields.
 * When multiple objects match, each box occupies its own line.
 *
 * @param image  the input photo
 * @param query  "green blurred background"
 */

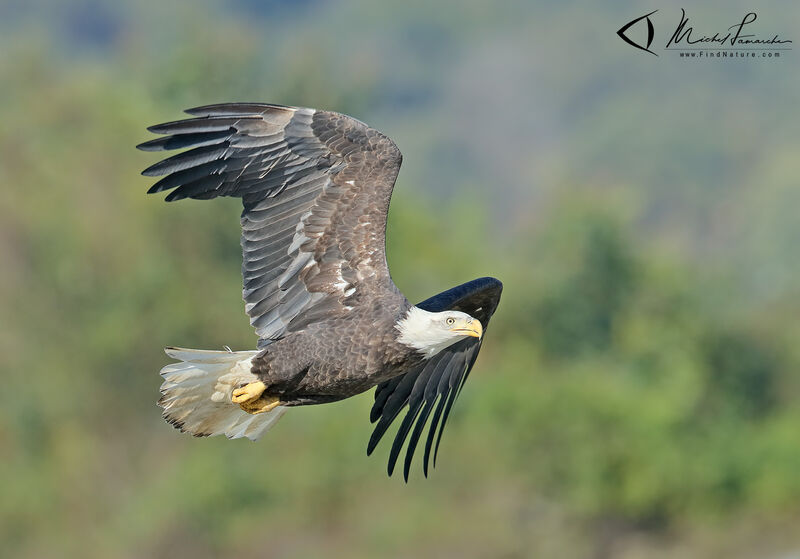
xmin=1 ymin=1 xmax=799 ymax=557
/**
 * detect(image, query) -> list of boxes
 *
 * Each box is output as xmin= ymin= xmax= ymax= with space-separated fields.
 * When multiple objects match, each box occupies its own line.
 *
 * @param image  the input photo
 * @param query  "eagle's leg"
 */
xmin=231 ymin=381 xmax=281 ymax=415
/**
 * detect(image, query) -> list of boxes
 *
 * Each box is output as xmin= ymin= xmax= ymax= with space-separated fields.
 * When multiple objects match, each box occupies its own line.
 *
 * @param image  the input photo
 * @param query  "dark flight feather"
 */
xmin=368 ymin=277 xmax=503 ymax=480
xmin=136 ymin=129 xmax=234 ymax=152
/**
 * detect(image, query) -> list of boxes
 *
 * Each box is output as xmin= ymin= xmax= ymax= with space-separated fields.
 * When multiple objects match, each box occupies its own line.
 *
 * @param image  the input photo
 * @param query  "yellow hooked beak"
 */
xmin=452 ymin=319 xmax=483 ymax=338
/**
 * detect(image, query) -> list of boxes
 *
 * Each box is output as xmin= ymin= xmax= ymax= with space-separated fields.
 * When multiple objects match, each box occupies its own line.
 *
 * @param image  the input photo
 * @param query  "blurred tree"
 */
xmin=536 ymin=216 xmax=636 ymax=358
xmin=700 ymin=330 xmax=778 ymax=419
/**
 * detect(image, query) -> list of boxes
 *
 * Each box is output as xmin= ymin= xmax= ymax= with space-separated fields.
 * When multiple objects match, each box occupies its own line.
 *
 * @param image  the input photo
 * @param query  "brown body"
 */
xmin=252 ymin=291 xmax=419 ymax=405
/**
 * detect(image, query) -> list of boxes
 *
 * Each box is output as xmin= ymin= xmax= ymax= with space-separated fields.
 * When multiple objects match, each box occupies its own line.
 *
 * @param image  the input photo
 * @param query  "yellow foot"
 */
xmin=231 ymin=381 xmax=280 ymax=415
xmin=232 ymin=381 xmax=266 ymax=404
xmin=239 ymin=394 xmax=281 ymax=415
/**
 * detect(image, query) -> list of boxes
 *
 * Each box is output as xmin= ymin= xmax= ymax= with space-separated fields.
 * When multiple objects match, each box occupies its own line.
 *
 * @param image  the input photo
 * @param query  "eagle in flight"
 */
xmin=138 ymin=103 xmax=503 ymax=479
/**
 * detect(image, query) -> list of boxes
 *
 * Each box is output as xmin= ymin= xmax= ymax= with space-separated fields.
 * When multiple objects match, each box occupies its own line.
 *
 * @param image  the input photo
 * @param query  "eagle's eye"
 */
xmin=446 ymin=317 xmax=455 ymax=326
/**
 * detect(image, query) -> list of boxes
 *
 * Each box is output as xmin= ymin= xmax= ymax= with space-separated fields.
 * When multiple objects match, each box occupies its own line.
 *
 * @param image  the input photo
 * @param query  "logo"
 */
xmin=617 ymin=9 xmax=792 ymax=59
xmin=617 ymin=10 xmax=658 ymax=56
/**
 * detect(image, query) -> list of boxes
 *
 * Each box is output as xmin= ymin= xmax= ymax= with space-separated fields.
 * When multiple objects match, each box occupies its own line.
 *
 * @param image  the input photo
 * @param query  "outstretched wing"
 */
xmin=138 ymin=103 xmax=403 ymax=344
xmin=367 ymin=277 xmax=503 ymax=480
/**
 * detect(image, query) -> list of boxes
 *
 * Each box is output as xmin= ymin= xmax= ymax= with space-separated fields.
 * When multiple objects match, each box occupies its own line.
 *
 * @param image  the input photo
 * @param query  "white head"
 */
xmin=396 ymin=307 xmax=483 ymax=359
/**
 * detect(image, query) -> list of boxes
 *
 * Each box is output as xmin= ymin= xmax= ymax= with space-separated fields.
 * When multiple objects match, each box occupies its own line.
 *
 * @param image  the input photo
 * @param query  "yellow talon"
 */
xmin=239 ymin=395 xmax=281 ymax=415
xmin=231 ymin=381 xmax=280 ymax=415
xmin=232 ymin=381 xmax=266 ymax=404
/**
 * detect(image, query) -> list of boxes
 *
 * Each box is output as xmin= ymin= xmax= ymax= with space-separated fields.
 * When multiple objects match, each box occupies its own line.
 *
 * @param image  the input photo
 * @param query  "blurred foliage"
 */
xmin=1 ymin=1 xmax=799 ymax=558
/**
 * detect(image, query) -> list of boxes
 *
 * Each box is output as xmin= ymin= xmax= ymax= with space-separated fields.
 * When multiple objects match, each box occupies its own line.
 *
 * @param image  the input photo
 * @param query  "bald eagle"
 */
xmin=138 ymin=103 xmax=502 ymax=479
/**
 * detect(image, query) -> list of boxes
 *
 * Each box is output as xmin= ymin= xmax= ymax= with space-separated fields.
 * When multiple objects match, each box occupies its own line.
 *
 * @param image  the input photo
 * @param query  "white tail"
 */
xmin=158 ymin=347 xmax=287 ymax=441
